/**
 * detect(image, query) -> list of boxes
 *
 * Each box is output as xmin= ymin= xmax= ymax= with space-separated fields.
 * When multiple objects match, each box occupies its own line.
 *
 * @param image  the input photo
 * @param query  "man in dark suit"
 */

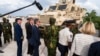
xmin=0 ymin=23 xmax=4 ymax=53
xmin=88 ymin=41 xmax=100 ymax=56
xmin=14 ymin=18 xmax=23 ymax=56
xmin=0 ymin=23 xmax=2 ymax=47
xmin=25 ymin=17 xmax=34 ymax=55
xmin=13 ymin=19 xmax=17 ymax=41
xmin=29 ymin=19 xmax=41 ymax=56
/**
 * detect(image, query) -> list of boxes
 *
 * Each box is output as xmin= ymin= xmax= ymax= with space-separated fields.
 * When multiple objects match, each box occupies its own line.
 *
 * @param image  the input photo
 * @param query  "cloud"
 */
xmin=0 ymin=0 xmax=30 ymax=10
xmin=0 ymin=0 xmax=100 ymax=16
xmin=0 ymin=0 xmax=58 ymax=16
xmin=0 ymin=0 xmax=40 ymax=16
xmin=76 ymin=0 xmax=87 ymax=3
xmin=85 ymin=2 xmax=99 ymax=10
xmin=76 ymin=0 xmax=100 ymax=14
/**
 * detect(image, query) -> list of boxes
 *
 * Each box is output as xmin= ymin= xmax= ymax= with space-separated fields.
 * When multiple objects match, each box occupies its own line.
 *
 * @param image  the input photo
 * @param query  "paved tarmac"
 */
xmin=0 ymin=38 xmax=61 ymax=56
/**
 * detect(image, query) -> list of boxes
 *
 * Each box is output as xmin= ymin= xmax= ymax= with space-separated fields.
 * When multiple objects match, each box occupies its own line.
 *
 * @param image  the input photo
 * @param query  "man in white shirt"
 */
xmin=58 ymin=20 xmax=75 ymax=56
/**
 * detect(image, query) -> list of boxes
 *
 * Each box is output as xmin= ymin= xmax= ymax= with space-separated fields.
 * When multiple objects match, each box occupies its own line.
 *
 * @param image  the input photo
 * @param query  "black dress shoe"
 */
xmin=0 ymin=50 xmax=4 ymax=53
xmin=0 ymin=45 xmax=2 ymax=47
xmin=27 ymin=52 xmax=33 ymax=55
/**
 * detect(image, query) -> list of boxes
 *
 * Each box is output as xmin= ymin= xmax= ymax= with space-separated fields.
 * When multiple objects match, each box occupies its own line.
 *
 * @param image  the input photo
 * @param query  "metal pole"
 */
xmin=0 ymin=2 xmax=35 ymax=17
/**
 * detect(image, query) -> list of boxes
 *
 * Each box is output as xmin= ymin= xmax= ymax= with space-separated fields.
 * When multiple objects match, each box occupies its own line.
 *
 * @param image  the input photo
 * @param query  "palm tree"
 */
xmin=83 ymin=10 xmax=100 ymax=37
xmin=83 ymin=10 xmax=100 ymax=29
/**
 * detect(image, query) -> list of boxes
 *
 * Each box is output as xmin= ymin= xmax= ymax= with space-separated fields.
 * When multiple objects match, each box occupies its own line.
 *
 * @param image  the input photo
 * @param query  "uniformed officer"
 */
xmin=44 ymin=17 xmax=59 ymax=56
xmin=58 ymin=20 xmax=75 ymax=56
xmin=2 ymin=18 xmax=10 ymax=44
xmin=7 ymin=19 xmax=12 ymax=40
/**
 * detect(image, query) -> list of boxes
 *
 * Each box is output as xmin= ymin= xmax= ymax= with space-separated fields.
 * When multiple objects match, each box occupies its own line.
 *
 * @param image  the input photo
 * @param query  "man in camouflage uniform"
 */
xmin=44 ymin=17 xmax=59 ymax=56
xmin=2 ymin=18 xmax=11 ymax=44
xmin=7 ymin=19 xmax=12 ymax=40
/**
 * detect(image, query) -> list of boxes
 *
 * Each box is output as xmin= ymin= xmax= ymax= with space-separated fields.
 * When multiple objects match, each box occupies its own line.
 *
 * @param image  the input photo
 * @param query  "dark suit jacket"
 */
xmin=25 ymin=22 xmax=32 ymax=40
xmin=14 ymin=23 xmax=23 ymax=41
xmin=0 ymin=23 xmax=2 ymax=36
xmin=29 ymin=25 xmax=41 ymax=46
xmin=88 ymin=41 xmax=100 ymax=56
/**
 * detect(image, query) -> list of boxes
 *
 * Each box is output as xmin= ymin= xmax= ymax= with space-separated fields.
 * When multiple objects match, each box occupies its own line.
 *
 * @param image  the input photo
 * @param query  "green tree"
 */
xmin=83 ymin=10 xmax=100 ymax=29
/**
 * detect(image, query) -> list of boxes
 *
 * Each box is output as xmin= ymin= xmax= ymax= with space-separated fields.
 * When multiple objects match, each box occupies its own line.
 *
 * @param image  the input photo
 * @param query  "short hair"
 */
xmin=34 ymin=18 xmax=39 ymax=24
xmin=62 ymin=20 xmax=76 ymax=27
xmin=79 ymin=21 xmax=96 ymax=35
xmin=15 ymin=18 xmax=22 ymax=22
xmin=27 ymin=18 xmax=29 ymax=20
xmin=27 ymin=17 xmax=34 ymax=21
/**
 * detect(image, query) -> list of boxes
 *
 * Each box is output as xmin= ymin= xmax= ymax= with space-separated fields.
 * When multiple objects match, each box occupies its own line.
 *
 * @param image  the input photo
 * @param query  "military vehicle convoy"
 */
xmin=33 ymin=0 xmax=86 ymax=25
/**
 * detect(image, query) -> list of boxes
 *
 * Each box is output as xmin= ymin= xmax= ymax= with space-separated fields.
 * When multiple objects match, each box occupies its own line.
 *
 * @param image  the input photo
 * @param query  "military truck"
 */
xmin=30 ymin=0 xmax=86 ymax=25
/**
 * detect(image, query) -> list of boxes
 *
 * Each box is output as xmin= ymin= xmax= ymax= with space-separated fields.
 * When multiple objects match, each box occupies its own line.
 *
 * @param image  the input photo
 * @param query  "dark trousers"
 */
xmin=16 ymin=40 xmax=22 ymax=56
xmin=73 ymin=53 xmax=79 ymax=56
xmin=3 ymin=34 xmax=10 ymax=44
xmin=47 ymin=47 xmax=56 ymax=56
xmin=58 ymin=43 xmax=68 ymax=56
xmin=0 ymin=37 xmax=2 ymax=47
xmin=33 ymin=45 xmax=39 ymax=56
xmin=27 ymin=41 xmax=33 ymax=55
xmin=10 ymin=30 xmax=12 ymax=40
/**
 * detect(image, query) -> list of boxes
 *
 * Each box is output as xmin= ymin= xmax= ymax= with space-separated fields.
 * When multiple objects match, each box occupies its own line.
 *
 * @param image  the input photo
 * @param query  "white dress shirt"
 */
xmin=70 ymin=33 xmax=100 ymax=56
xmin=59 ymin=27 xmax=73 ymax=46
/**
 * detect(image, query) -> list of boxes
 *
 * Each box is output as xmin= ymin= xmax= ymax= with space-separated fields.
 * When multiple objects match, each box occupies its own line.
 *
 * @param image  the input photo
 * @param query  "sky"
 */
xmin=0 ymin=0 xmax=100 ymax=16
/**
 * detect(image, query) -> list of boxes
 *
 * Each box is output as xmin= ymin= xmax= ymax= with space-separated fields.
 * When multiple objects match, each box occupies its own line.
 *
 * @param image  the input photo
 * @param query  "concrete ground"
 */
xmin=0 ymin=19 xmax=62 ymax=56
xmin=0 ymin=38 xmax=61 ymax=56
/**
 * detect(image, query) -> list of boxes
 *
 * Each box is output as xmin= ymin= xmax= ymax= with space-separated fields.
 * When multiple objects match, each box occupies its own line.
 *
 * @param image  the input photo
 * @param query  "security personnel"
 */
xmin=7 ymin=19 xmax=12 ymax=40
xmin=2 ymin=18 xmax=10 ymax=44
xmin=44 ymin=17 xmax=59 ymax=56
xmin=58 ymin=20 xmax=75 ymax=56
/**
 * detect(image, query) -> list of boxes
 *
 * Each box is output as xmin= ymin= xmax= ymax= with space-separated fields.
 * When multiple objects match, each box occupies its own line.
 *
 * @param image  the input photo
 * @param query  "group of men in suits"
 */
xmin=14 ymin=17 xmax=41 ymax=56
xmin=14 ymin=17 xmax=100 ymax=56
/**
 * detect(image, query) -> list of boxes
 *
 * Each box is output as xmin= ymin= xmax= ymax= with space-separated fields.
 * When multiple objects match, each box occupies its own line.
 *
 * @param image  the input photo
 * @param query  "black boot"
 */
xmin=0 ymin=50 xmax=4 ymax=53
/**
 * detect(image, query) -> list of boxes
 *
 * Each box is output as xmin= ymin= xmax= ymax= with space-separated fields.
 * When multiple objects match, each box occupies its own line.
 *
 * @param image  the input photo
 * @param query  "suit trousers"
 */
xmin=58 ymin=43 xmax=68 ymax=56
xmin=16 ymin=40 xmax=22 ymax=56
xmin=0 ymin=37 xmax=2 ymax=47
xmin=27 ymin=41 xmax=34 ymax=55
xmin=33 ymin=45 xmax=39 ymax=56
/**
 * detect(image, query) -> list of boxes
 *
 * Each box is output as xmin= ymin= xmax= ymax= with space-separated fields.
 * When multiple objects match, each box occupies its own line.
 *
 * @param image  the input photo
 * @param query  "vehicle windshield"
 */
xmin=58 ymin=5 xmax=67 ymax=10
xmin=48 ymin=6 xmax=57 ymax=11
